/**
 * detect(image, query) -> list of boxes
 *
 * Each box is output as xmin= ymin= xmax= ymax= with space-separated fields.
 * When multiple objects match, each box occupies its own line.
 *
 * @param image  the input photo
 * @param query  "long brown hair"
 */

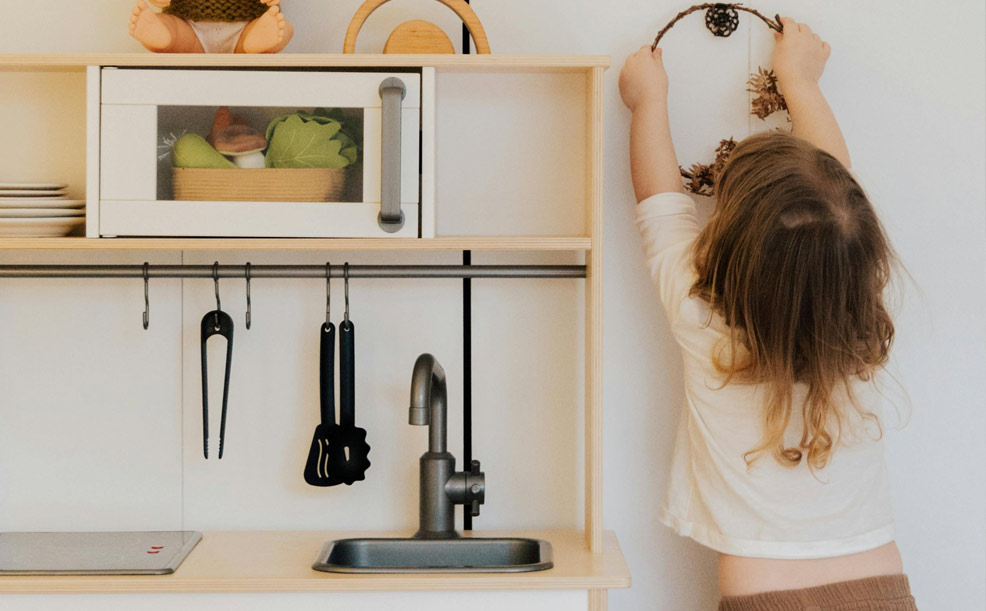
xmin=691 ymin=132 xmax=896 ymax=470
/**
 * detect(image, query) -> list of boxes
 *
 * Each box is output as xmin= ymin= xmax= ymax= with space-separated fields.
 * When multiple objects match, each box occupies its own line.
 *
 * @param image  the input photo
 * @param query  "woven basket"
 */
xmin=172 ymin=168 xmax=347 ymax=202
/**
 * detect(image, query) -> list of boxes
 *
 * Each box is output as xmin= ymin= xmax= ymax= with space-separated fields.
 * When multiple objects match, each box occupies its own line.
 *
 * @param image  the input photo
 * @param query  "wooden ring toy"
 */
xmin=344 ymin=0 xmax=492 ymax=54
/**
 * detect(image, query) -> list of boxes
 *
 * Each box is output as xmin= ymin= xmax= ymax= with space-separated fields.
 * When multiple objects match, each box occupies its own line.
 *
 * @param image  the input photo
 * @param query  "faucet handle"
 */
xmin=448 ymin=460 xmax=486 ymax=519
xmin=466 ymin=460 xmax=485 ymax=517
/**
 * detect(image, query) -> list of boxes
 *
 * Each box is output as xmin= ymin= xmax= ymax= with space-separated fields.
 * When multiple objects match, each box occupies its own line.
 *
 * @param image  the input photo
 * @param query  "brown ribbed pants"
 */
xmin=719 ymin=575 xmax=918 ymax=611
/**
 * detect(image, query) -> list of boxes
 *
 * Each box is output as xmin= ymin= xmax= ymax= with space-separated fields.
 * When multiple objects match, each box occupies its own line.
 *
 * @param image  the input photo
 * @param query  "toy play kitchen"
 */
xmin=0 ymin=0 xmax=629 ymax=608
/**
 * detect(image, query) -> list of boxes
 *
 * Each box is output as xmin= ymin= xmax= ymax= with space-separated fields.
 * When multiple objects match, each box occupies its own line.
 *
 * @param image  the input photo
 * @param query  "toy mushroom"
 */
xmin=208 ymin=107 xmax=268 ymax=168
xmin=213 ymin=124 xmax=267 ymax=168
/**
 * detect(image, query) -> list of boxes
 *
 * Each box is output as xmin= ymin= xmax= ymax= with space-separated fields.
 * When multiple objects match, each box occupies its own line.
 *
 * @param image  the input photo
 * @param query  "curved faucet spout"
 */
xmin=408 ymin=353 xmax=485 ymax=538
xmin=408 ymin=353 xmax=448 ymax=453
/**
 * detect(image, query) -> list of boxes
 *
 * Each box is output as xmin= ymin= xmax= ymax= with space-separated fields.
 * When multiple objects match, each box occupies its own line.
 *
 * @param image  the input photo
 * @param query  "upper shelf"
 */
xmin=0 ymin=53 xmax=610 ymax=73
xmin=0 ymin=236 xmax=592 ymax=252
xmin=0 ymin=53 xmax=603 ymax=252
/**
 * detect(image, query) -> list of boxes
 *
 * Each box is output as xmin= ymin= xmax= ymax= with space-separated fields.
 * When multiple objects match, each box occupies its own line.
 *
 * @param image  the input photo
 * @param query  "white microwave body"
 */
xmin=91 ymin=67 xmax=434 ymax=239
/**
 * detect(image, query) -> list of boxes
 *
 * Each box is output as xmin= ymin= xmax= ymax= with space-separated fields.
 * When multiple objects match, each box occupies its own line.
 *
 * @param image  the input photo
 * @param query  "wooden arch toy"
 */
xmin=344 ymin=0 xmax=491 ymax=54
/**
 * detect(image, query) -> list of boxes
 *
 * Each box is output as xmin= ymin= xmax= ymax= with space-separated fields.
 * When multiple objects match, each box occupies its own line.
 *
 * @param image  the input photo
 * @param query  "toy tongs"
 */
xmin=202 ymin=262 xmax=234 ymax=459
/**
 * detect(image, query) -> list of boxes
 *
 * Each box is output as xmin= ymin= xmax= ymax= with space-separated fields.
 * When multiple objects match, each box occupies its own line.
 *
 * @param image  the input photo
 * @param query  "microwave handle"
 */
xmin=378 ymin=77 xmax=407 ymax=233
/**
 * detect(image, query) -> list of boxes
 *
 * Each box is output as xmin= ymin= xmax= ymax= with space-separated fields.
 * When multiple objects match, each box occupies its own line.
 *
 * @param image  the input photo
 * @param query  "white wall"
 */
xmin=0 ymin=1 xmax=983 ymax=609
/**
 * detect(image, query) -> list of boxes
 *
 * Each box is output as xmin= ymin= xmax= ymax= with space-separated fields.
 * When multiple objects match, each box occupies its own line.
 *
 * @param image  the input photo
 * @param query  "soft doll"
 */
xmin=129 ymin=0 xmax=294 ymax=54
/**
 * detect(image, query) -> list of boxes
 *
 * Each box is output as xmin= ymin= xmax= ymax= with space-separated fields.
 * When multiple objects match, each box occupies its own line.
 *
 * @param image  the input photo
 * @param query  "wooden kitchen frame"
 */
xmin=0 ymin=53 xmax=626 ymax=609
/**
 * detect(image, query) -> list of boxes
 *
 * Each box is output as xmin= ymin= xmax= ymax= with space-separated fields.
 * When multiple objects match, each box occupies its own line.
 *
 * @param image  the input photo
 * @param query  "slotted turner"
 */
xmin=304 ymin=322 xmax=344 ymax=486
xmin=328 ymin=319 xmax=371 ymax=485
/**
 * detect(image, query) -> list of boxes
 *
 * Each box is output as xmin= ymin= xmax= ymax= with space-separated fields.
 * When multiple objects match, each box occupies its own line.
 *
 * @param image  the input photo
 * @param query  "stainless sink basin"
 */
xmin=312 ymin=537 xmax=553 ymax=573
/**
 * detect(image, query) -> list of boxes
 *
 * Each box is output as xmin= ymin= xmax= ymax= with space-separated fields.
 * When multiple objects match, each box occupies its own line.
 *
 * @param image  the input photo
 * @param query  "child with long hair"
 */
xmin=619 ymin=16 xmax=918 ymax=610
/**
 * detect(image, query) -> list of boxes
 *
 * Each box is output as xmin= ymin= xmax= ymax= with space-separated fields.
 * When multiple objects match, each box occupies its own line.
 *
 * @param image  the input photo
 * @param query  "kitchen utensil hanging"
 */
xmin=304 ymin=264 xmax=345 ymax=487
xmin=244 ymin=262 xmax=252 ymax=330
xmin=327 ymin=263 xmax=371 ymax=485
xmin=201 ymin=262 xmax=234 ymax=459
xmin=142 ymin=262 xmax=150 ymax=330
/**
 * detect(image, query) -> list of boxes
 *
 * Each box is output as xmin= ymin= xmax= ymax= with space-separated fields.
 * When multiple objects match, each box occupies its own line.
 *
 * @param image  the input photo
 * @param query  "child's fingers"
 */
xmin=779 ymin=16 xmax=798 ymax=33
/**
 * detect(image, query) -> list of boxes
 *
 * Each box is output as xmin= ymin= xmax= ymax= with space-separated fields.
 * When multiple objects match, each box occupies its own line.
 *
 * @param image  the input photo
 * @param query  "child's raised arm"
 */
xmin=773 ymin=17 xmax=852 ymax=168
xmin=620 ymin=46 xmax=684 ymax=201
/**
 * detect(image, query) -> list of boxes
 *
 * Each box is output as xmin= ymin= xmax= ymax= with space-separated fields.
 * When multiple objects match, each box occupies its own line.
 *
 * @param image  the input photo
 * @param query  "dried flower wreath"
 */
xmin=653 ymin=3 xmax=790 ymax=196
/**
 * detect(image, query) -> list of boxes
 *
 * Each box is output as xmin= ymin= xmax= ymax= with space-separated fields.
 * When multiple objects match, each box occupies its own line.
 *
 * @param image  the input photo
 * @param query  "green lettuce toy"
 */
xmin=265 ymin=110 xmax=359 ymax=169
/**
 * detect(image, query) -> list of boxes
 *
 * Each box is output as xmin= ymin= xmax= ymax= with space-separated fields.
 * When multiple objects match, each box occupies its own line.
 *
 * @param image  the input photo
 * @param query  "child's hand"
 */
xmin=772 ymin=17 xmax=831 ymax=90
xmin=620 ymin=46 xmax=669 ymax=112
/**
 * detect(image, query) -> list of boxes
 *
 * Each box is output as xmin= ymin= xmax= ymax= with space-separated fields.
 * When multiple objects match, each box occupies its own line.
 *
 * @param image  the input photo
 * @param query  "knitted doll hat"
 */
xmin=164 ymin=0 xmax=270 ymax=22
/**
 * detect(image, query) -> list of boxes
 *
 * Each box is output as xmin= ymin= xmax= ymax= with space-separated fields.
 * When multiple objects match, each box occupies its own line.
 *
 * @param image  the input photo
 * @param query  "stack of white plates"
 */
xmin=0 ymin=183 xmax=84 ymax=237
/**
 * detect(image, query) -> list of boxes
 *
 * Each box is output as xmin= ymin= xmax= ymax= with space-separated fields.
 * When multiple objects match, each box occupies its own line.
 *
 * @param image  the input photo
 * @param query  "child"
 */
xmin=130 ymin=0 xmax=293 ymax=54
xmin=619 ymin=17 xmax=918 ymax=611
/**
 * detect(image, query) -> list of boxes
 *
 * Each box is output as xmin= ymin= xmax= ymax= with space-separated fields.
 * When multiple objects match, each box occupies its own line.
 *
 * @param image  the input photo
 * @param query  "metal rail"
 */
xmin=0 ymin=264 xmax=585 ymax=280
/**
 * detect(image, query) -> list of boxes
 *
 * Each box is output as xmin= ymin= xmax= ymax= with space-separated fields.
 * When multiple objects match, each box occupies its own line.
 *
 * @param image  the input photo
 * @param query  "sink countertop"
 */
xmin=0 ymin=529 xmax=630 ymax=594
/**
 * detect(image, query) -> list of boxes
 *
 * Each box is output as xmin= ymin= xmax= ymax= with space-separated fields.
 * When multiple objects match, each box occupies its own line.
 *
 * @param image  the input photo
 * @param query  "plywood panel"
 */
xmin=0 ymin=250 xmax=183 ymax=531
xmin=2 ymin=591 xmax=588 ymax=611
xmin=435 ymin=72 xmax=586 ymax=236
xmin=0 ymin=54 xmax=609 ymax=72
xmin=0 ymin=72 xmax=86 ymax=200
xmin=584 ymin=66 xmax=604 ymax=553
xmin=0 ymin=237 xmax=592 ymax=252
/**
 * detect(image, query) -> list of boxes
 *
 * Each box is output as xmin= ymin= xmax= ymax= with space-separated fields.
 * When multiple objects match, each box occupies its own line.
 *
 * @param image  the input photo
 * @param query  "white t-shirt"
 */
xmin=636 ymin=191 xmax=896 ymax=559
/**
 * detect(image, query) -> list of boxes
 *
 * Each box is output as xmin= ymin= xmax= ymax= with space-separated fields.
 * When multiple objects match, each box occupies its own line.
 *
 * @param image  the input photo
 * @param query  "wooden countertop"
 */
xmin=0 ymin=529 xmax=630 ymax=594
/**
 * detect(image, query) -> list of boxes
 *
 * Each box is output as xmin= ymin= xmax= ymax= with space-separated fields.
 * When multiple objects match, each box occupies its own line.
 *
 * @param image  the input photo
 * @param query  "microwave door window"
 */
xmin=157 ymin=105 xmax=364 ymax=204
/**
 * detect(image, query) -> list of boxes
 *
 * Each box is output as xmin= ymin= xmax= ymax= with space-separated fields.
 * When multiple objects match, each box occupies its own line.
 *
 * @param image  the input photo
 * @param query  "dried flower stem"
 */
xmin=747 ymin=67 xmax=788 ymax=120
xmin=679 ymin=138 xmax=737 ymax=196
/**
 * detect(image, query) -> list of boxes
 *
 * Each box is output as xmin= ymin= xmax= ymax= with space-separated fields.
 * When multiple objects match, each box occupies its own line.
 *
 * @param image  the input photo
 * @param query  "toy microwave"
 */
xmin=89 ymin=67 xmax=435 ymax=238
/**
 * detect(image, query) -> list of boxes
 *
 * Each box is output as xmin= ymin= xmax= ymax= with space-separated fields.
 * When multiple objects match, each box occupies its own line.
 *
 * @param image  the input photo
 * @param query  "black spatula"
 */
xmin=328 ymin=319 xmax=371 ymax=485
xmin=304 ymin=322 xmax=344 ymax=487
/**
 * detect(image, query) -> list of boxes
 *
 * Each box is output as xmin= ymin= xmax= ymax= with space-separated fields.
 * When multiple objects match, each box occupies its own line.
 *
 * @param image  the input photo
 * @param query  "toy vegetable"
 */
xmin=172 ymin=134 xmax=237 ymax=169
xmin=208 ymin=107 xmax=268 ymax=168
xmin=129 ymin=0 xmax=293 ymax=54
xmin=265 ymin=111 xmax=359 ymax=169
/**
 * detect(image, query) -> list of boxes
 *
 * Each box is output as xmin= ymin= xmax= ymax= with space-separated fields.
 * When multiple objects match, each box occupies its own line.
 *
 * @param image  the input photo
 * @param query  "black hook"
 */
xmin=213 ymin=262 xmax=221 ymax=329
xmin=325 ymin=262 xmax=332 ymax=325
xmin=343 ymin=262 xmax=350 ymax=326
xmin=142 ymin=262 xmax=150 ymax=330
xmin=245 ymin=262 xmax=252 ymax=330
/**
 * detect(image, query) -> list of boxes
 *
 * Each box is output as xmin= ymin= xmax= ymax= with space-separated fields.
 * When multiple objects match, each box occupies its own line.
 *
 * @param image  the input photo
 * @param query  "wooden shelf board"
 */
xmin=0 ymin=529 xmax=630 ymax=594
xmin=0 ymin=54 xmax=610 ymax=73
xmin=0 ymin=236 xmax=591 ymax=252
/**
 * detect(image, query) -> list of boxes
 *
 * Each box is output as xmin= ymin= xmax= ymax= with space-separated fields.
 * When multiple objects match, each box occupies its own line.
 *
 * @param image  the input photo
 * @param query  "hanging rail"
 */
xmin=0 ymin=264 xmax=585 ymax=280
